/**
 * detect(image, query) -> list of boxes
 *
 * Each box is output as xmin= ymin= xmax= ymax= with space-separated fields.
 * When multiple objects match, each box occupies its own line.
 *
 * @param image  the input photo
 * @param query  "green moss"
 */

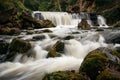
xmin=43 ymin=71 xmax=85 ymax=80
xmin=54 ymin=41 xmax=64 ymax=53
xmin=85 ymin=50 xmax=107 ymax=60
xmin=97 ymin=69 xmax=120 ymax=80
xmin=47 ymin=41 xmax=64 ymax=58
xmin=80 ymin=57 xmax=106 ymax=80
xmin=80 ymin=49 xmax=107 ymax=80
xmin=9 ymin=38 xmax=31 ymax=53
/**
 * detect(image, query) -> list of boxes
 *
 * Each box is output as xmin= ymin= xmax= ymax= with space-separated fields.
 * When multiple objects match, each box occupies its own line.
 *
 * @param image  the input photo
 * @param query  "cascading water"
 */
xmin=0 ymin=26 xmax=110 ymax=80
xmin=0 ymin=11 xmax=115 ymax=80
xmin=32 ymin=11 xmax=109 ymax=28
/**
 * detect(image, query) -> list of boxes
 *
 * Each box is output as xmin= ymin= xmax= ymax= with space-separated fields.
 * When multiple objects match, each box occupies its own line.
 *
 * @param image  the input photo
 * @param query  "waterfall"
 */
xmin=32 ymin=11 xmax=109 ymax=28
xmin=0 ymin=11 xmax=112 ymax=80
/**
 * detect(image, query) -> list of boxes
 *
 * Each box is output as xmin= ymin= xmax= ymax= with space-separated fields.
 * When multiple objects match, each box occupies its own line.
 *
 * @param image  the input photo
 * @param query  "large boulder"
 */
xmin=80 ymin=47 xmax=120 ymax=80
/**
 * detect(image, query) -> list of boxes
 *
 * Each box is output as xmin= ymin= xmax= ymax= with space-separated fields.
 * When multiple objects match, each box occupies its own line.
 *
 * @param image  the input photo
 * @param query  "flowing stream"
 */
xmin=0 ymin=11 xmax=119 ymax=80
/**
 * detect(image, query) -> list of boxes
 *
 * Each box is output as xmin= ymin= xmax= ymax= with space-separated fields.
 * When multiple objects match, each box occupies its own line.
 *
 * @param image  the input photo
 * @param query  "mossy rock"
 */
xmin=97 ymin=69 xmax=120 ymax=80
xmin=47 ymin=41 xmax=64 ymax=58
xmin=78 ymin=19 xmax=91 ymax=30
xmin=47 ymin=49 xmax=61 ymax=58
xmin=9 ymin=38 xmax=31 ymax=53
xmin=80 ymin=48 xmax=108 ymax=80
xmin=80 ymin=47 xmax=120 ymax=80
xmin=43 ymin=71 xmax=89 ymax=80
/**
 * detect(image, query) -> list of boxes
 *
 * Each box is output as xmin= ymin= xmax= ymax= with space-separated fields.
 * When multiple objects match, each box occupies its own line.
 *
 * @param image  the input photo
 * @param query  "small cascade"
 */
xmin=32 ymin=11 xmax=74 ymax=26
xmin=32 ymin=11 xmax=109 ymax=28
xmin=97 ymin=15 xmax=109 ymax=28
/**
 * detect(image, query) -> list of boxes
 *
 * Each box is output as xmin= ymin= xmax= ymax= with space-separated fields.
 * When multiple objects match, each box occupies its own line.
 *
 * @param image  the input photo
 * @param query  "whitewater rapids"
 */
xmin=0 ymin=11 xmax=112 ymax=80
xmin=0 ymin=26 xmax=109 ymax=80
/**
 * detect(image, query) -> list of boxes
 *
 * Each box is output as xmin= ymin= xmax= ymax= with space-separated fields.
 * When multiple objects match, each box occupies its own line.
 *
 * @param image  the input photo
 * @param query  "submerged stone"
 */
xmin=41 ymin=29 xmax=53 ymax=33
xmin=32 ymin=35 xmax=46 ymax=41
xmin=64 ymin=35 xmax=74 ymax=40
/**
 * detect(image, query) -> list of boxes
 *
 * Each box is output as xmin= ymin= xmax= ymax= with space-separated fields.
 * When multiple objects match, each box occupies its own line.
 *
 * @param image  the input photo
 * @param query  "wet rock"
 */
xmin=41 ymin=29 xmax=53 ymax=33
xmin=0 ymin=41 xmax=9 ymax=55
xmin=47 ymin=41 xmax=64 ymax=58
xmin=0 ymin=27 xmax=21 ymax=35
xmin=80 ymin=47 xmax=120 ymax=80
xmin=96 ymin=28 xmax=104 ymax=31
xmin=43 ymin=71 xmax=90 ymax=80
xmin=32 ymin=35 xmax=46 ymax=41
xmin=106 ymin=34 xmax=120 ymax=44
xmin=89 ymin=13 xmax=99 ymax=26
xmin=9 ymin=38 xmax=31 ymax=53
xmin=64 ymin=35 xmax=74 ymax=40
xmin=0 ymin=41 xmax=9 ymax=62
xmin=78 ymin=19 xmax=91 ymax=30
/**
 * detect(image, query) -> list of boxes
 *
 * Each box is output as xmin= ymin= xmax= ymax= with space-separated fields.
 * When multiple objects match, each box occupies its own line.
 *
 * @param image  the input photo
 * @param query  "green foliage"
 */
xmin=0 ymin=0 xmax=28 ymax=12
xmin=23 ymin=0 xmax=78 ymax=11
xmin=24 ymin=0 xmax=39 ymax=10
xmin=103 ymin=7 xmax=120 ymax=25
